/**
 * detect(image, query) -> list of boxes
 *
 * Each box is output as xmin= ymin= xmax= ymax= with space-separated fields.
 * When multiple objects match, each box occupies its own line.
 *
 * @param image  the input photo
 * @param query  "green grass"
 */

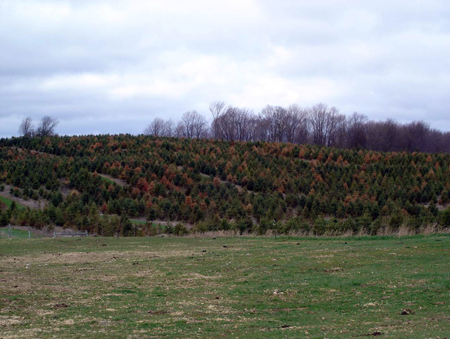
xmin=0 ymin=235 xmax=449 ymax=338
xmin=130 ymin=219 xmax=164 ymax=229
xmin=99 ymin=215 xmax=162 ymax=230
xmin=99 ymin=175 xmax=115 ymax=185
xmin=129 ymin=219 xmax=148 ymax=225
xmin=0 ymin=227 xmax=31 ymax=239
xmin=0 ymin=196 xmax=26 ymax=211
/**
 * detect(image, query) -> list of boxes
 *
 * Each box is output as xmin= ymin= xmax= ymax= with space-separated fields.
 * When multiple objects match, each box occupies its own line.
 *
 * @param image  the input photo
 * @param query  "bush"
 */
xmin=257 ymin=218 xmax=270 ymax=235
xmin=313 ymin=218 xmax=327 ymax=235
xmin=369 ymin=218 xmax=382 ymax=235
xmin=174 ymin=223 xmax=188 ymax=236
xmin=220 ymin=219 xmax=231 ymax=231
xmin=341 ymin=218 xmax=358 ymax=234
xmin=236 ymin=218 xmax=253 ymax=235
xmin=440 ymin=208 xmax=450 ymax=227
xmin=193 ymin=221 xmax=208 ymax=233
xmin=281 ymin=217 xmax=311 ymax=234
xmin=408 ymin=217 xmax=422 ymax=232
xmin=144 ymin=223 xmax=159 ymax=237
xmin=325 ymin=218 xmax=340 ymax=234
xmin=389 ymin=213 xmax=404 ymax=229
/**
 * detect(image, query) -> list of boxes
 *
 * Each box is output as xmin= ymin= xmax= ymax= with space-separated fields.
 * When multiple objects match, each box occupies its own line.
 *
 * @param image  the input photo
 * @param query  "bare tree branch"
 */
xmin=19 ymin=117 xmax=34 ymax=137
xmin=35 ymin=116 xmax=59 ymax=137
xmin=181 ymin=111 xmax=208 ymax=139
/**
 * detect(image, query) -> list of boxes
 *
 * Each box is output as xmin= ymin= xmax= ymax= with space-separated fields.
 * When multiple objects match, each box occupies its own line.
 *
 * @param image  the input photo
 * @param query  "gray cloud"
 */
xmin=1 ymin=0 xmax=450 ymax=137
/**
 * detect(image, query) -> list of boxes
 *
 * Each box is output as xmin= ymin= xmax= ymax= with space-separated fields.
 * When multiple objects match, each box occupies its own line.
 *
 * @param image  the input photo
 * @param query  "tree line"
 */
xmin=18 ymin=104 xmax=449 ymax=154
xmin=144 ymin=102 xmax=450 ymax=153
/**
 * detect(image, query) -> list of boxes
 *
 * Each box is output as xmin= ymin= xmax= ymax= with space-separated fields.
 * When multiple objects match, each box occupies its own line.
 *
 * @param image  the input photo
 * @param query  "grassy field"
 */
xmin=0 ymin=196 xmax=25 ymax=211
xmin=0 ymin=235 xmax=449 ymax=338
xmin=0 ymin=227 xmax=30 ymax=239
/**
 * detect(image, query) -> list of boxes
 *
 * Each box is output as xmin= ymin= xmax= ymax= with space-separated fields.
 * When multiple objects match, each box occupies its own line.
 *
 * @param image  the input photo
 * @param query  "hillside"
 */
xmin=0 ymin=135 xmax=449 ymax=236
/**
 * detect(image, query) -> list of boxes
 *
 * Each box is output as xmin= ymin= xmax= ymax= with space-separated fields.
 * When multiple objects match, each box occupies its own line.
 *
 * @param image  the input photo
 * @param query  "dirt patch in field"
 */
xmin=57 ymin=178 xmax=72 ymax=198
xmin=129 ymin=217 xmax=183 ymax=227
xmin=36 ymin=309 xmax=55 ymax=317
xmin=0 ymin=249 xmax=195 ymax=268
xmin=132 ymin=270 xmax=162 ymax=278
xmin=178 ymin=272 xmax=223 ymax=286
xmin=9 ymin=147 xmax=56 ymax=157
xmin=0 ymin=316 xmax=23 ymax=326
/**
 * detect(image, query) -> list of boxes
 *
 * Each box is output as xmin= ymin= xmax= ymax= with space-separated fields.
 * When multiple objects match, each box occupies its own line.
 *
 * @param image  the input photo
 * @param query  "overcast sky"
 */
xmin=1 ymin=0 xmax=450 ymax=137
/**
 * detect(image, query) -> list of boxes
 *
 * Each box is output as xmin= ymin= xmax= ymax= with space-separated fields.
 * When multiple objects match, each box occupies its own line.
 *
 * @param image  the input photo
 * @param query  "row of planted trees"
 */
xmin=1 ymin=134 xmax=450 ymax=236
xmin=2 ymin=202 xmax=450 ymax=237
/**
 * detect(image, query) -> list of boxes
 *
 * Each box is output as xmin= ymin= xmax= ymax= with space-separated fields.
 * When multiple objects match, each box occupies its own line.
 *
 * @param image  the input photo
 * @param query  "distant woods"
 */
xmin=144 ymin=102 xmax=450 ymax=153
xmin=19 ymin=116 xmax=59 ymax=138
xmin=17 ymin=105 xmax=449 ymax=154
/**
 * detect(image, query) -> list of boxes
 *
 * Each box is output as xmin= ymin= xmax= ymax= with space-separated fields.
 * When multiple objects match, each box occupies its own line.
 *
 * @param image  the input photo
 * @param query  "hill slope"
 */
xmin=0 ymin=135 xmax=449 ymax=235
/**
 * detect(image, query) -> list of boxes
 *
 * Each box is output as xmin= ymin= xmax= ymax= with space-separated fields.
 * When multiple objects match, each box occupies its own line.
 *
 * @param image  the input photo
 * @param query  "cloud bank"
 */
xmin=1 ymin=0 xmax=450 ymax=137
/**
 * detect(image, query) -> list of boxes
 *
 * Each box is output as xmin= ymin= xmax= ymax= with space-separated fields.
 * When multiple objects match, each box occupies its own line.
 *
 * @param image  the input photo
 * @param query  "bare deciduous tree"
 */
xmin=144 ymin=118 xmax=164 ymax=136
xmin=347 ymin=112 xmax=368 ymax=149
xmin=309 ymin=103 xmax=328 ymax=146
xmin=381 ymin=119 xmax=400 ymax=152
xmin=209 ymin=101 xmax=227 ymax=139
xmin=19 ymin=117 xmax=34 ymax=137
xmin=366 ymin=119 xmax=400 ymax=152
xmin=287 ymin=105 xmax=309 ymax=144
xmin=245 ymin=115 xmax=260 ymax=141
xmin=174 ymin=121 xmax=186 ymax=138
xmin=210 ymin=103 xmax=255 ymax=141
xmin=144 ymin=118 xmax=174 ymax=137
xmin=162 ymin=120 xmax=174 ymax=137
xmin=309 ymin=104 xmax=346 ymax=147
xmin=403 ymin=120 xmax=430 ymax=152
xmin=441 ymin=132 xmax=450 ymax=153
xmin=35 ymin=116 xmax=59 ymax=137
xmin=181 ymin=111 xmax=208 ymax=139
xmin=425 ymin=128 xmax=444 ymax=153
xmin=325 ymin=107 xmax=346 ymax=148
xmin=261 ymin=105 xmax=288 ymax=142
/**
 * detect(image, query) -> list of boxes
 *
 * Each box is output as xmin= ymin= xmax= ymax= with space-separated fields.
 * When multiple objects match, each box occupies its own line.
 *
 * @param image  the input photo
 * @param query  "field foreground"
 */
xmin=1 ymin=235 xmax=449 ymax=338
